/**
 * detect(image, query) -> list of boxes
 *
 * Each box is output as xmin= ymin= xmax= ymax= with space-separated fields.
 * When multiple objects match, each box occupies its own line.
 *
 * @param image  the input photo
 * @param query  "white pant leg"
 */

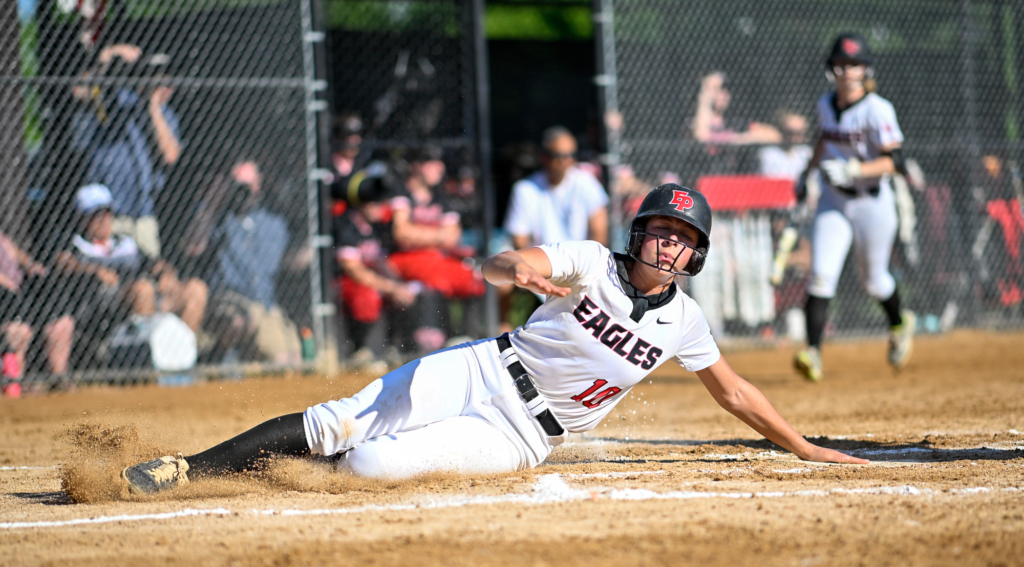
xmin=339 ymin=416 xmax=521 ymax=479
xmin=848 ymin=188 xmax=899 ymax=300
xmin=304 ymin=339 xmax=556 ymax=477
xmin=303 ymin=344 xmax=474 ymax=457
xmin=808 ymin=208 xmax=854 ymax=299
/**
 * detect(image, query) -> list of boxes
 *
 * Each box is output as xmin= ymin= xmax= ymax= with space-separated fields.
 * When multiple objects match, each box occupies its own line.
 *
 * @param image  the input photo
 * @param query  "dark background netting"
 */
xmin=604 ymin=0 xmax=1024 ymax=340
xmin=3 ymin=0 xmax=320 ymax=385
xmin=3 ymin=0 xmax=1023 ymax=389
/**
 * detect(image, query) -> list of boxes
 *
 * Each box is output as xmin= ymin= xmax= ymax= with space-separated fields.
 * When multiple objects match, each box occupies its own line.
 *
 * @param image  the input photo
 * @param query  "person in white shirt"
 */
xmin=791 ymin=33 xmax=917 ymax=383
xmin=758 ymin=110 xmax=814 ymax=181
xmin=120 ymin=184 xmax=866 ymax=495
xmin=504 ymin=126 xmax=609 ymax=250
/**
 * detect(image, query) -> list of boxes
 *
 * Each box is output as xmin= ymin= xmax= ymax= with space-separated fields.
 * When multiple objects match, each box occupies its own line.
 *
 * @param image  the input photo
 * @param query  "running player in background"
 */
xmin=120 ymin=184 xmax=866 ymax=495
xmin=792 ymin=32 xmax=916 ymax=382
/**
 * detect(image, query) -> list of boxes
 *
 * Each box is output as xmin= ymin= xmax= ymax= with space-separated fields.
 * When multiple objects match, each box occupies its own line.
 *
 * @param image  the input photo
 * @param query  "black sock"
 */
xmin=880 ymin=290 xmax=903 ymax=327
xmin=185 ymin=413 xmax=309 ymax=477
xmin=805 ymin=295 xmax=830 ymax=349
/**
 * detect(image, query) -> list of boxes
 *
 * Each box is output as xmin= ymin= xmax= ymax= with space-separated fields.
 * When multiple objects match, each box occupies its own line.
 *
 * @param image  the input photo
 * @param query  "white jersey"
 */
xmin=504 ymin=167 xmax=608 ymax=246
xmin=510 ymin=241 xmax=721 ymax=432
xmin=816 ymin=92 xmax=904 ymax=195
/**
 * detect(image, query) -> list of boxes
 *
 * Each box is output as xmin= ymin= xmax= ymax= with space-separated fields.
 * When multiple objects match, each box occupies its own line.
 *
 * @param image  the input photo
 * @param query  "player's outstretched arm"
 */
xmin=695 ymin=357 xmax=868 ymax=465
xmin=482 ymin=248 xmax=570 ymax=297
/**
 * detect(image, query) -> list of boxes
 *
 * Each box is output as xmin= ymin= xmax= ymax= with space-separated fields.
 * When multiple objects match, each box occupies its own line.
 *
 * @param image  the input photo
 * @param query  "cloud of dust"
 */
xmin=59 ymin=422 xmax=532 ymax=504
xmin=545 ymin=441 xmax=610 ymax=464
xmin=59 ymin=422 xmax=165 ymax=504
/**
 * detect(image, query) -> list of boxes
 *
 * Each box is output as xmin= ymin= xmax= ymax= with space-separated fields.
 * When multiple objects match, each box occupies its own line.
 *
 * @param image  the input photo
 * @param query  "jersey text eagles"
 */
xmin=572 ymin=295 xmax=664 ymax=370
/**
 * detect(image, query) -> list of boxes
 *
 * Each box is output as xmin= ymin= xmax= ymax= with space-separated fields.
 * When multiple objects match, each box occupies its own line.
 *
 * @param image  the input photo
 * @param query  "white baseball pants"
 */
xmin=303 ymin=338 xmax=559 ymax=479
xmin=808 ymin=183 xmax=899 ymax=300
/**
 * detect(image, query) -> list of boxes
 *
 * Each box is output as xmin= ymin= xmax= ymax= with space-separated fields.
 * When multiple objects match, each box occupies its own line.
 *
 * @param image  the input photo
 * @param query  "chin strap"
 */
xmin=614 ymin=253 xmax=677 ymax=322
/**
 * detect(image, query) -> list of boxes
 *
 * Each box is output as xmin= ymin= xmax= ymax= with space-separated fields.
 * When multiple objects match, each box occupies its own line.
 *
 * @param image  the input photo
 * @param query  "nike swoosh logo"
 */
xmin=657 ymin=318 xmax=671 ymax=324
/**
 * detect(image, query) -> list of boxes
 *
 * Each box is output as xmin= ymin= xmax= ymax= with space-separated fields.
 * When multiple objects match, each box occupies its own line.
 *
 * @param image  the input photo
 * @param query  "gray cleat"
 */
xmin=122 ymin=453 xmax=190 ymax=494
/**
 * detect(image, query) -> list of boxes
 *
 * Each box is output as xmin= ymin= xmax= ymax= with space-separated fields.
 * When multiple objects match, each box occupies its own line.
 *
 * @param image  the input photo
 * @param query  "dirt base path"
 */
xmin=2 ymin=330 xmax=1023 ymax=566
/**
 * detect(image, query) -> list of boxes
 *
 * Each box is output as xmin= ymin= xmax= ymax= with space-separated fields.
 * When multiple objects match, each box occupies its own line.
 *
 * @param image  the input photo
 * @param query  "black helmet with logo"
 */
xmin=826 ymin=32 xmax=873 ymax=67
xmin=626 ymin=183 xmax=712 ymax=276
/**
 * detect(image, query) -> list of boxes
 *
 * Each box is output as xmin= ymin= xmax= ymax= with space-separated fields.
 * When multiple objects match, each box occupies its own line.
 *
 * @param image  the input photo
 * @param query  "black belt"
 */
xmin=496 ymin=333 xmax=564 ymax=437
xmin=834 ymin=185 xmax=879 ymax=198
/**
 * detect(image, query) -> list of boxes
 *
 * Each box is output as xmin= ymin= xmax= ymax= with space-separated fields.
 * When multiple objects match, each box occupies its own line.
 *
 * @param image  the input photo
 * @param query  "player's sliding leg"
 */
xmin=121 ymin=413 xmax=310 ymax=494
xmin=121 ymin=341 xmax=543 ymax=493
xmin=338 ymin=415 xmax=521 ymax=479
xmin=185 ymin=413 xmax=310 ymax=477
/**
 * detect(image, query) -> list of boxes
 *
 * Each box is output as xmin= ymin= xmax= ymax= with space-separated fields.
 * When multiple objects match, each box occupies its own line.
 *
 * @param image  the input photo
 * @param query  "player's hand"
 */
xmin=23 ymin=262 xmax=48 ymax=277
xmin=512 ymin=263 xmax=570 ymax=297
xmin=0 ymin=273 xmax=19 ymax=293
xmin=820 ymin=158 xmax=862 ymax=187
xmin=150 ymin=86 xmax=173 ymax=108
xmin=800 ymin=445 xmax=869 ymax=465
xmin=96 ymin=268 xmax=120 ymax=287
xmin=438 ymin=225 xmax=461 ymax=250
xmin=389 ymin=282 xmax=419 ymax=307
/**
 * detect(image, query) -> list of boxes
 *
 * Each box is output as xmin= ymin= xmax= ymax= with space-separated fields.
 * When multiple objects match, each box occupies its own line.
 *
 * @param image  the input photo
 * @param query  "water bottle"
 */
xmin=300 ymin=327 xmax=316 ymax=361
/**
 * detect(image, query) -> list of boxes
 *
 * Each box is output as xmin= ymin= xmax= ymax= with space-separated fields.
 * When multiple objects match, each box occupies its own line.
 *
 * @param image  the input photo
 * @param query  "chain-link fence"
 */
xmin=597 ymin=0 xmax=1024 ymax=342
xmin=3 ymin=0 xmax=327 ymax=389
xmin=322 ymin=0 xmax=492 ymax=370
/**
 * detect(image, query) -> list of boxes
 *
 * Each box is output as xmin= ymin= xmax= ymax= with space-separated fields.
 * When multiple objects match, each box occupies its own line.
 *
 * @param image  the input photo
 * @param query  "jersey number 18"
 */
xmin=571 ymin=379 xmax=622 ymax=408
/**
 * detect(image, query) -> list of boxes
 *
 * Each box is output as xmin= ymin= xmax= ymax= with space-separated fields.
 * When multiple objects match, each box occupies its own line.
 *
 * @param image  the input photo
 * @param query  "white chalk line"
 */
xmin=2 ymin=474 xmax=1021 ymax=531
xmin=1 ymin=466 xmax=57 ymax=471
xmin=0 ymin=508 xmax=232 ymax=530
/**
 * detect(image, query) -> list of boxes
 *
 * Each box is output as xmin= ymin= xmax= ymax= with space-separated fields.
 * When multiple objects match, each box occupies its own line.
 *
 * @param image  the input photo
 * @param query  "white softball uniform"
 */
xmin=809 ymin=92 xmax=904 ymax=299
xmin=303 ymin=241 xmax=720 ymax=478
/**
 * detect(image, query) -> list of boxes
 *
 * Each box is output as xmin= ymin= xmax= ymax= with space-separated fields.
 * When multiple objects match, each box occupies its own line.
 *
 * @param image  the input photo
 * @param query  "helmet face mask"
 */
xmin=627 ymin=227 xmax=704 ymax=276
xmin=625 ymin=183 xmax=712 ymax=277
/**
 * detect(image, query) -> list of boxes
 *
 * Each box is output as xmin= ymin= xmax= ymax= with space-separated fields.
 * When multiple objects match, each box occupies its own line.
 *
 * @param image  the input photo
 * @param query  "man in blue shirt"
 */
xmin=74 ymin=44 xmax=181 ymax=259
xmin=203 ymin=161 xmax=301 ymax=365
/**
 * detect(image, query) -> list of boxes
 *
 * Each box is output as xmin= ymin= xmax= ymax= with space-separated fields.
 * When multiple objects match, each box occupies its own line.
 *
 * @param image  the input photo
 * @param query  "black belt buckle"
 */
xmin=836 ymin=185 xmax=879 ymax=198
xmin=496 ymin=333 xmax=565 ymax=437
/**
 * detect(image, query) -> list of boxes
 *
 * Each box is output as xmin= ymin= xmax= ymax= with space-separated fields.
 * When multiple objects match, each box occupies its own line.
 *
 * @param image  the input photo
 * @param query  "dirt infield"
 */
xmin=2 ymin=330 xmax=1023 ymax=567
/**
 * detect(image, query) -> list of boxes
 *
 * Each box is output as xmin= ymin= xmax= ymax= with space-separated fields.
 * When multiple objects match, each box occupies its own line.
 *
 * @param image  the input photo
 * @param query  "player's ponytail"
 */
xmin=864 ymin=67 xmax=877 ymax=93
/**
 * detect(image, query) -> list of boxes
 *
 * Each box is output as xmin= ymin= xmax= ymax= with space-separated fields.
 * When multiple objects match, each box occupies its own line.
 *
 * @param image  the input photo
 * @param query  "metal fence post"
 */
xmin=302 ymin=0 xmax=339 ymax=373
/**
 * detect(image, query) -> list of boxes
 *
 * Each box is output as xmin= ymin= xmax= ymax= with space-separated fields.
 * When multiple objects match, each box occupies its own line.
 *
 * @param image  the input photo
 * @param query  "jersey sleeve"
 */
xmin=673 ymin=297 xmax=722 ymax=372
xmin=537 ymin=240 xmax=607 ymax=287
xmin=870 ymin=98 xmax=904 ymax=148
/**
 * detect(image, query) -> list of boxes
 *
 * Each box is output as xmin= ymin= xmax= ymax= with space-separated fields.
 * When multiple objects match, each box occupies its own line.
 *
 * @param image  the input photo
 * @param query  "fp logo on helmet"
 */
xmin=670 ymin=190 xmax=693 ymax=211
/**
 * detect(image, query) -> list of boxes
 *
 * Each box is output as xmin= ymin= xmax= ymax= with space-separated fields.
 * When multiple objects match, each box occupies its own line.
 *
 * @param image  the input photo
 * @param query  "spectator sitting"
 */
xmin=72 ymin=44 xmax=181 ymax=259
xmin=202 ymin=161 xmax=302 ymax=365
xmin=0 ymin=230 xmax=75 ymax=382
xmin=388 ymin=145 xmax=485 ymax=300
xmin=333 ymin=172 xmax=443 ymax=370
xmin=758 ymin=110 xmax=814 ymax=181
xmin=330 ymin=113 xmax=367 ymax=179
xmin=691 ymin=72 xmax=781 ymax=146
xmin=54 ymin=184 xmax=208 ymax=340
xmin=504 ymin=126 xmax=609 ymax=250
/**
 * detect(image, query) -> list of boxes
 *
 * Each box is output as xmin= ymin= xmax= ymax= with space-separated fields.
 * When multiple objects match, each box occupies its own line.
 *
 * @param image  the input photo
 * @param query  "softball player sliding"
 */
xmin=122 ymin=185 xmax=865 ymax=494
xmin=792 ymin=32 xmax=916 ymax=382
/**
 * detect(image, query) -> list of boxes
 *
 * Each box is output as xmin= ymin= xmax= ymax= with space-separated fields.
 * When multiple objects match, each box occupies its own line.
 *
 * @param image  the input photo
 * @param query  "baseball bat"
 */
xmin=770 ymin=205 xmax=806 ymax=287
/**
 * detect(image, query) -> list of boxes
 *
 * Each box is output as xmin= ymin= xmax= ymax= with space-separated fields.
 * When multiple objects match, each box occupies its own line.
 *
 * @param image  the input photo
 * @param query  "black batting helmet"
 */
xmin=626 ymin=183 xmax=712 ymax=276
xmin=826 ymin=32 xmax=872 ymax=67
